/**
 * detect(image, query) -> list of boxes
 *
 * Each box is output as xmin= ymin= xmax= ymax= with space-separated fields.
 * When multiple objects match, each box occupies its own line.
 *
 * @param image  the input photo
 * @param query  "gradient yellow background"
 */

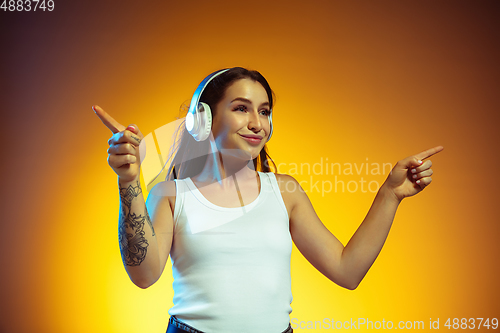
xmin=2 ymin=1 xmax=499 ymax=332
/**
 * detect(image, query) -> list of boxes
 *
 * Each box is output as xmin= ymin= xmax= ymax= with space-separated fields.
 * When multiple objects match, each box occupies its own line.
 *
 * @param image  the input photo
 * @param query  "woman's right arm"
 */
xmin=93 ymin=105 xmax=174 ymax=289
xmin=118 ymin=177 xmax=175 ymax=288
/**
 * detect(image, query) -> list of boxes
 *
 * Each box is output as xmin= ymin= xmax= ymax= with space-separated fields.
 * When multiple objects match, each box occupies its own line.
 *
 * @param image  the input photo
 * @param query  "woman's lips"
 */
xmin=239 ymin=134 xmax=262 ymax=145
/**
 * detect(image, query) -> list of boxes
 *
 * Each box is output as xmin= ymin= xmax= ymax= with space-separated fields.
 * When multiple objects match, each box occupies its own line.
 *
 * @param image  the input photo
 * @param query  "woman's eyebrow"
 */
xmin=230 ymin=97 xmax=270 ymax=107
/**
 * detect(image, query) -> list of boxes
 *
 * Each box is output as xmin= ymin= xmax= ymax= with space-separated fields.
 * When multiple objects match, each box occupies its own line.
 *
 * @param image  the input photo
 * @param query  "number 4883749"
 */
xmin=444 ymin=318 xmax=498 ymax=330
xmin=1 ymin=0 xmax=55 ymax=11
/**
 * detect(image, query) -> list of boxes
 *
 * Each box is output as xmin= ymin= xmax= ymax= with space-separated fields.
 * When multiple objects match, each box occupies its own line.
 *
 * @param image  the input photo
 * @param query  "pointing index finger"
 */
xmin=92 ymin=105 xmax=125 ymax=134
xmin=415 ymin=145 xmax=444 ymax=161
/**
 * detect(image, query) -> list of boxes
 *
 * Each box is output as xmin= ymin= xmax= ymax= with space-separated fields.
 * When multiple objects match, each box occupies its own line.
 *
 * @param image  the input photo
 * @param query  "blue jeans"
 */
xmin=166 ymin=315 xmax=293 ymax=333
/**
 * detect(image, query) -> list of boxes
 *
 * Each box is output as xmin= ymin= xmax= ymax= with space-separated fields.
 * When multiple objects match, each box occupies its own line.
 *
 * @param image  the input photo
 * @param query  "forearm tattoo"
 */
xmin=118 ymin=181 xmax=155 ymax=266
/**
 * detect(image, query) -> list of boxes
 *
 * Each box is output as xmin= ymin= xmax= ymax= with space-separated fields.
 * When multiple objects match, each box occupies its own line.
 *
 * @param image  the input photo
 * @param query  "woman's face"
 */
xmin=211 ymin=78 xmax=271 ymax=161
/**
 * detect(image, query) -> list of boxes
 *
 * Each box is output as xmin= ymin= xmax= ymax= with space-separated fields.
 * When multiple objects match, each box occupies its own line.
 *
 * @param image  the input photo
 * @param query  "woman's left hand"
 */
xmin=383 ymin=146 xmax=444 ymax=202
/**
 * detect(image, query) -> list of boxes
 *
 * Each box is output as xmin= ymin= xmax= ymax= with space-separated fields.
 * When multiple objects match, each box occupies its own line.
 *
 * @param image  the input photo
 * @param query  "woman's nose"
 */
xmin=248 ymin=111 xmax=262 ymax=132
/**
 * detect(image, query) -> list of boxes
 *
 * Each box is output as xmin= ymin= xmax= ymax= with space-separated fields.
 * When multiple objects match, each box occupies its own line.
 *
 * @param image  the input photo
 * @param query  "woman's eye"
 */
xmin=260 ymin=110 xmax=270 ymax=116
xmin=234 ymin=105 xmax=247 ymax=112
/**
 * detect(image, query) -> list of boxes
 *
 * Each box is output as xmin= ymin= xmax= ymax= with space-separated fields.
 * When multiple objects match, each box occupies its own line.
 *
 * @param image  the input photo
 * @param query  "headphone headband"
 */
xmin=187 ymin=69 xmax=230 ymax=118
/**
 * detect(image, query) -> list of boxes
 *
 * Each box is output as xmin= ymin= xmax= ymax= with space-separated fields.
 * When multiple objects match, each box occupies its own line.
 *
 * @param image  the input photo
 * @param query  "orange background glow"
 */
xmin=2 ymin=1 xmax=499 ymax=332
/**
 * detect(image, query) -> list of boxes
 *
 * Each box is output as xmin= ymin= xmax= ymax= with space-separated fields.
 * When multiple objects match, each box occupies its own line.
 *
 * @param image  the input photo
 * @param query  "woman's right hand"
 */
xmin=93 ymin=105 xmax=144 ymax=182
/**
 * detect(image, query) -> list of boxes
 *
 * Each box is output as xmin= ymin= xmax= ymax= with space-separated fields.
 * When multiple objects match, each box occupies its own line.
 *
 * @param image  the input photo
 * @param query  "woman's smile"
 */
xmin=238 ymin=133 xmax=263 ymax=145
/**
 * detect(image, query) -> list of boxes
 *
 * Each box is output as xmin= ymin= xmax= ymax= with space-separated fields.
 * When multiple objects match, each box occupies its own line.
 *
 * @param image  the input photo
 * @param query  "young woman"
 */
xmin=93 ymin=67 xmax=443 ymax=333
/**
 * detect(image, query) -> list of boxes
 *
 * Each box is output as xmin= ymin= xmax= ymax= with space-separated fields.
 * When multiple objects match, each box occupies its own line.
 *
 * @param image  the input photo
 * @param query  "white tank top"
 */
xmin=169 ymin=171 xmax=293 ymax=333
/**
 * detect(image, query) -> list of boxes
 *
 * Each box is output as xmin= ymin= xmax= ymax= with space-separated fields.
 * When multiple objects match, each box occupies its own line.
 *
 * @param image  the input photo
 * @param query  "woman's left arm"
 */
xmin=284 ymin=146 xmax=443 ymax=290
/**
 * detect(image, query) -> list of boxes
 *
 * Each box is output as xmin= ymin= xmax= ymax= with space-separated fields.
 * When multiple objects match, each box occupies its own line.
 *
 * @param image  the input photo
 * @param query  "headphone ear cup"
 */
xmin=196 ymin=102 xmax=212 ymax=141
xmin=267 ymin=112 xmax=273 ymax=142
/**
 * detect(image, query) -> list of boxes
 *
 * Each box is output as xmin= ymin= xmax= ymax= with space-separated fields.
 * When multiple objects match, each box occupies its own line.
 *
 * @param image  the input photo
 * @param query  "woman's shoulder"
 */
xmin=273 ymin=173 xmax=301 ymax=186
xmin=269 ymin=173 xmax=307 ymax=217
xmin=147 ymin=180 xmax=177 ymax=213
xmin=272 ymin=173 xmax=305 ymax=198
xmin=148 ymin=179 xmax=177 ymax=197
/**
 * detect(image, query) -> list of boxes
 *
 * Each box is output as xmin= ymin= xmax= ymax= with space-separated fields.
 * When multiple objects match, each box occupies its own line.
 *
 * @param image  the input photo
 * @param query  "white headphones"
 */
xmin=185 ymin=68 xmax=273 ymax=142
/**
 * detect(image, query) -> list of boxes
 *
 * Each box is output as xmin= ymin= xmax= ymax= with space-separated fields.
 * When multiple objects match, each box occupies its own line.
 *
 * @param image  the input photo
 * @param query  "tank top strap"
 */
xmin=172 ymin=178 xmax=187 ymax=230
xmin=260 ymin=172 xmax=289 ymax=221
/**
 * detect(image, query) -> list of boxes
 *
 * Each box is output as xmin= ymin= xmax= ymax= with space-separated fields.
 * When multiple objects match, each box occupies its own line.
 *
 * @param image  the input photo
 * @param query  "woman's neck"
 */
xmin=193 ymin=150 xmax=257 ymax=188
